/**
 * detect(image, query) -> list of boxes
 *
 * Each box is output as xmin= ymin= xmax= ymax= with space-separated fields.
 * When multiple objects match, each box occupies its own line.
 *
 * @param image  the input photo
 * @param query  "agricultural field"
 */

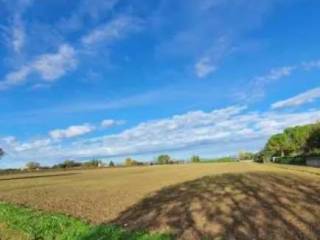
xmin=0 ymin=162 xmax=320 ymax=239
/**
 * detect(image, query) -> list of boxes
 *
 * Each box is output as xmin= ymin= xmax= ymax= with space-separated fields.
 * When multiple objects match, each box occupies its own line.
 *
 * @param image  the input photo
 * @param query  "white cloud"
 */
xmin=271 ymin=87 xmax=320 ymax=109
xmin=0 ymin=44 xmax=77 ymax=90
xmin=101 ymin=119 xmax=125 ymax=128
xmin=1 ymin=14 xmax=141 ymax=91
xmin=3 ymin=105 xmax=320 ymax=166
xmin=81 ymin=16 xmax=141 ymax=46
xmin=49 ymin=123 xmax=95 ymax=140
xmin=66 ymin=107 xmax=320 ymax=159
xmin=195 ymin=57 xmax=217 ymax=78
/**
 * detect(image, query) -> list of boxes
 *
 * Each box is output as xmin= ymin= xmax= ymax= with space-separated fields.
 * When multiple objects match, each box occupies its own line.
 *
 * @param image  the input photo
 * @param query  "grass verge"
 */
xmin=0 ymin=202 xmax=171 ymax=240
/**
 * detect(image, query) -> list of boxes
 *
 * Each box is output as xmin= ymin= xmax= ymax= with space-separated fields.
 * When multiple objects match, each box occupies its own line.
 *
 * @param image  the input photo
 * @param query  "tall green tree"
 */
xmin=264 ymin=133 xmax=292 ymax=157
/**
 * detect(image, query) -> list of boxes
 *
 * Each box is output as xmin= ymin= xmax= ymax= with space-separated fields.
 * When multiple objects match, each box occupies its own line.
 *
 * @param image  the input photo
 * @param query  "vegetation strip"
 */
xmin=0 ymin=202 xmax=171 ymax=240
xmin=269 ymin=164 xmax=320 ymax=177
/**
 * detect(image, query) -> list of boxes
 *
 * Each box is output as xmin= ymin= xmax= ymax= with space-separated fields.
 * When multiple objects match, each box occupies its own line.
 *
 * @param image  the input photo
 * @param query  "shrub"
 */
xmin=274 ymin=156 xmax=306 ymax=165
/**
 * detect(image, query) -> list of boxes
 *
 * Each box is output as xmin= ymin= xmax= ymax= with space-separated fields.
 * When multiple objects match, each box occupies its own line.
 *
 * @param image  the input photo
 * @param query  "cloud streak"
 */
xmin=272 ymin=87 xmax=320 ymax=109
xmin=81 ymin=15 xmax=142 ymax=46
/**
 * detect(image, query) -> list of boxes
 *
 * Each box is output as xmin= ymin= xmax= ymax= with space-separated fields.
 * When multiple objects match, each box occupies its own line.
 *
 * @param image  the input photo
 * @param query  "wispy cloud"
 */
xmin=11 ymin=16 xmax=25 ymax=53
xmin=252 ymin=66 xmax=295 ymax=95
xmin=81 ymin=16 xmax=142 ymax=46
xmin=58 ymin=0 xmax=119 ymax=32
xmin=256 ymin=66 xmax=295 ymax=83
xmin=194 ymin=36 xmax=233 ymax=78
xmin=236 ymin=65 xmax=297 ymax=102
xmin=271 ymin=87 xmax=320 ymax=109
xmin=302 ymin=60 xmax=320 ymax=70
xmin=2 ymin=0 xmax=33 ymax=53
xmin=0 ymin=44 xmax=77 ymax=90
xmin=1 ymin=13 xmax=142 ymax=91
xmin=195 ymin=57 xmax=217 ymax=78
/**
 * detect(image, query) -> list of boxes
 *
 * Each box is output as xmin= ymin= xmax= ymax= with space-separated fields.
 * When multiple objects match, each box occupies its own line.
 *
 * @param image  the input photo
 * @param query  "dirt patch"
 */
xmin=111 ymin=172 xmax=320 ymax=240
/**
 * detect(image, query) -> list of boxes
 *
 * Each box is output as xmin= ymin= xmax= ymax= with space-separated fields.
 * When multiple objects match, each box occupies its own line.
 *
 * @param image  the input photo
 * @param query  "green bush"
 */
xmin=275 ymin=156 xmax=306 ymax=165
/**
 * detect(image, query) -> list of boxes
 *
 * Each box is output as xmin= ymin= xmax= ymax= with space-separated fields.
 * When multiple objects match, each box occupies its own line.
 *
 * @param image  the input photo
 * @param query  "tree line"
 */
xmin=255 ymin=122 xmax=320 ymax=164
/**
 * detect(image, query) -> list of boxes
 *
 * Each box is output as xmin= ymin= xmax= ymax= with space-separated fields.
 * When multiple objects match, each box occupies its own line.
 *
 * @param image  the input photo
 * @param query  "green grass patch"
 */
xmin=0 ymin=202 xmax=172 ymax=240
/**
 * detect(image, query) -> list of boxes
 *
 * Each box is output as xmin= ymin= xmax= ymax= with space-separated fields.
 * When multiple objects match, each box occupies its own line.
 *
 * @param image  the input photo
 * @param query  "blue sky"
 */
xmin=1 ymin=0 xmax=320 ymax=167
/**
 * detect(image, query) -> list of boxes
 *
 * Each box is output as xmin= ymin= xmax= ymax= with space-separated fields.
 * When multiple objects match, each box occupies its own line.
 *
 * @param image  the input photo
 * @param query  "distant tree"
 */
xmin=53 ymin=160 xmax=82 ymax=169
xmin=125 ymin=158 xmax=142 ymax=166
xmin=125 ymin=157 xmax=133 ymax=166
xmin=83 ymin=159 xmax=102 ymax=167
xmin=157 ymin=154 xmax=171 ymax=164
xmin=191 ymin=155 xmax=200 ymax=163
xmin=0 ymin=148 xmax=4 ymax=159
xmin=238 ymin=151 xmax=255 ymax=161
xmin=109 ymin=161 xmax=115 ymax=167
xmin=26 ymin=161 xmax=40 ymax=170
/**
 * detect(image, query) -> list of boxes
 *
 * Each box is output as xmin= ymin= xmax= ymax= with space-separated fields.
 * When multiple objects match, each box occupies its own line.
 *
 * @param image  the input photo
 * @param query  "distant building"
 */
xmin=306 ymin=157 xmax=320 ymax=167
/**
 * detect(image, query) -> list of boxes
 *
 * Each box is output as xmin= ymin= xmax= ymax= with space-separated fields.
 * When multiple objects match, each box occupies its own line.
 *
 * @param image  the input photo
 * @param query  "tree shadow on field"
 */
xmin=110 ymin=172 xmax=320 ymax=240
xmin=0 ymin=172 xmax=79 ymax=181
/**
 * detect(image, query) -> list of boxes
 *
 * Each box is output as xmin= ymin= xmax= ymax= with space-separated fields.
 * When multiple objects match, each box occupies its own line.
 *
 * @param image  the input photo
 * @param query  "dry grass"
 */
xmin=0 ymin=163 xmax=320 ymax=239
